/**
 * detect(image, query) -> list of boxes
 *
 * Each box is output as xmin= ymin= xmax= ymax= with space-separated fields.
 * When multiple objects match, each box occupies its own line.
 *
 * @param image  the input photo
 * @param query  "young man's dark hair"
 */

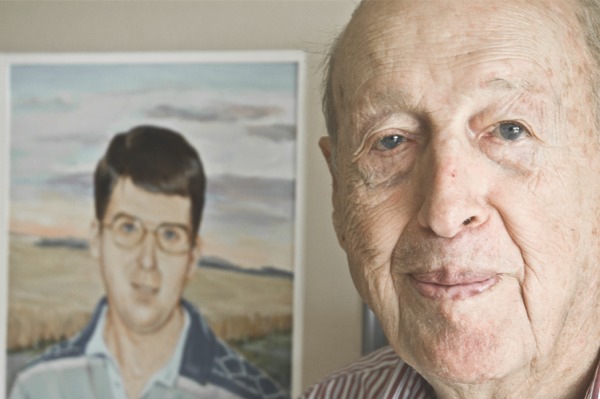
xmin=94 ymin=125 xmax=206 ymax=240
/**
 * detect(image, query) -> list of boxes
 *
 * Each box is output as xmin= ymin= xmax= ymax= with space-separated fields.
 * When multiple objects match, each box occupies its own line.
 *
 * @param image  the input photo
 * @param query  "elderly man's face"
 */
xmin=324 ymin=0 xmax=600 ymax=391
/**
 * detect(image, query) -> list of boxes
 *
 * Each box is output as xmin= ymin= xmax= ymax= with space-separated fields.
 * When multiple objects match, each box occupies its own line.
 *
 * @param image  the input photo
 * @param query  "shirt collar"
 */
xmin=85 ymin=301 xmax=191 ymax=392
xmin=381 ymin=350 xmax=600 ymax=399
xmin=150 ymin=308 xmax=190 ymax=388
xmin=85 ymin=304 xmax=111 ymax=359
xmin=586 ymin=359 xmax=600 ymax=399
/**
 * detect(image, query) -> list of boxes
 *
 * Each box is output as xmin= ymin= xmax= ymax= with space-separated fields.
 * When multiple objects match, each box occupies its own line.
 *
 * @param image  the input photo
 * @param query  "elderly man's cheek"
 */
xmin=344 ymin=144 xmax=417 ymax=189
xmin=338 ymin=191 xmax=410 ymax=304
xmin=338 ymin=178 xmax=409 ymax=248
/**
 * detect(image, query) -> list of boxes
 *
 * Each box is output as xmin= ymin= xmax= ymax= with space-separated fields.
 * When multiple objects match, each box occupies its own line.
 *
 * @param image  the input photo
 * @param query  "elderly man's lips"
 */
xmin=410 ymin=273 xmax=500 ymax=300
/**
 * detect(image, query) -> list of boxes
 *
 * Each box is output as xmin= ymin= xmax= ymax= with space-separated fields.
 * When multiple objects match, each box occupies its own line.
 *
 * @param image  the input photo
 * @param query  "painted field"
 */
xmin=7 ymin=234 xmax=293 ymax=351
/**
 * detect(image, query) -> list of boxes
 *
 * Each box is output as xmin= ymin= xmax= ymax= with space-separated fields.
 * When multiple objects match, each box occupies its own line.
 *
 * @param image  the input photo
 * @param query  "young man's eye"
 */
xmin=119 ymin=222 xmax=138 ymax=235
xmin=494 ymin=122 xmax=530 ymax=141
xmin=375 ymin=134 xmax=407 ymax=150
xmin=162 ymin=229 xmax=181 ymax=242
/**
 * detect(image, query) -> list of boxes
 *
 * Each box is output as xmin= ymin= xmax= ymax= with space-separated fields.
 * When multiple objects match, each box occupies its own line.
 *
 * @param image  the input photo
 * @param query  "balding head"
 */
xmin=318 ymin=0 xmax=600 ymax=396
xmin=323 ymin=0 xmax=600 ymax=146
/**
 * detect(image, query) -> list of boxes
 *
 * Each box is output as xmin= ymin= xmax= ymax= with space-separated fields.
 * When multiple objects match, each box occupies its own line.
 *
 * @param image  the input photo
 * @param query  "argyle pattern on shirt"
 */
xmin=10 ymin=297 xmax=288 ymax=399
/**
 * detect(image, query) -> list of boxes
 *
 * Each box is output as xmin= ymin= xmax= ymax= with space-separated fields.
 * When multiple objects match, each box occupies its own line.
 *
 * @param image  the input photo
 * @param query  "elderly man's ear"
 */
xmin=319 ymin=136 xmax=336 ymax=185
xmin=319 ymin=136 xmax=346 ymax=248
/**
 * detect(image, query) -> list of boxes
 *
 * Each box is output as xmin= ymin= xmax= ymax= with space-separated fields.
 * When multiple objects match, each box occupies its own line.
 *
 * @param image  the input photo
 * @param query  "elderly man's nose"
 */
xmin=417 ymin=148 xmax=488 ymax=238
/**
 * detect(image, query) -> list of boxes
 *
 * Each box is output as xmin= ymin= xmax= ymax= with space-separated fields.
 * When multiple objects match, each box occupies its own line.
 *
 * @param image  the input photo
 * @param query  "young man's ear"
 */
xmin=89 ymin=220 xmax=101 ymax=259
xmin=186 ymin=236 xmax=202 ymax=281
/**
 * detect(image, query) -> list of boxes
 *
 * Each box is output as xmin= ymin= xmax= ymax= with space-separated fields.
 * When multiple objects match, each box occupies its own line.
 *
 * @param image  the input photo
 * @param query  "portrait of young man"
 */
xmin=9 ymin=125 xmax=288 ymax=399
xmin=304 ymin=0 xmax=600 ymax=398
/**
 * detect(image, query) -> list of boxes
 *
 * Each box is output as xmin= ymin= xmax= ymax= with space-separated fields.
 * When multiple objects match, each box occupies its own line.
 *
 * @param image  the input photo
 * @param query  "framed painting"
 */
xmin=0 ymin=51 xmax=305 ymax=398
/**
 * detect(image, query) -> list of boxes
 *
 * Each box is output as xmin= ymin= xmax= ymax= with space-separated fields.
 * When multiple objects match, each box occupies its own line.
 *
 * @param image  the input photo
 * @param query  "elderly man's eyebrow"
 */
xmin=354 ymin=88 xmax=413 ymax=123
xmin=362 ymin=87 xmax=413 ymax=109
xmin=354 ymin=77 xmax=541 ymax=133
xmin=483 ymin=77 xmax=537 ymax=92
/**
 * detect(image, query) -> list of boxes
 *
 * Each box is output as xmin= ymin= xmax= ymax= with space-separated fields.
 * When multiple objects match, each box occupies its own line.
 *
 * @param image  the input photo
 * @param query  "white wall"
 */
xmin=0 ymin=0 xmax=362 ymax=395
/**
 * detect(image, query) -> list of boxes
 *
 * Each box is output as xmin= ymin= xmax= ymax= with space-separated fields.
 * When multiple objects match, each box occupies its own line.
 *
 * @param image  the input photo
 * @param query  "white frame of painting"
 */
xmin=0 ymin=51 xmax=306 ymax=398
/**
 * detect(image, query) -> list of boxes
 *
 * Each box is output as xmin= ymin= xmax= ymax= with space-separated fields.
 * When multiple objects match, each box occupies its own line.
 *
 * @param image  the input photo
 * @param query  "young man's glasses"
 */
xmin=103 ymin=212 xmax=192 ymax=255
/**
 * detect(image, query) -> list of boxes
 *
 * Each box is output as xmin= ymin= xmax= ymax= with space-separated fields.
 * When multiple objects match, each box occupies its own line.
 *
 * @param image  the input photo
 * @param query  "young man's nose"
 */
xmin=138 ymin=232 xmax=158 ymax=269
xmin=416 ymin=137 xmax=490 ymax=238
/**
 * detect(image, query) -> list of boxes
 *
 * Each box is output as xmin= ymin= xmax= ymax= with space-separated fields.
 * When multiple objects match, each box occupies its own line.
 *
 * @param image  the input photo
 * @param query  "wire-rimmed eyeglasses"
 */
xmin=102 ymin=212 xmax=192 ymax=255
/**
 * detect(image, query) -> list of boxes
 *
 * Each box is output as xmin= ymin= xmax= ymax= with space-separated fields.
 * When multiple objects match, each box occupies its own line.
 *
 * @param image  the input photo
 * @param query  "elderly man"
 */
xmin=9 ymin=126 xmax=287 ymax=399
xmin=304 ymin=0 xmax=600 ymax=398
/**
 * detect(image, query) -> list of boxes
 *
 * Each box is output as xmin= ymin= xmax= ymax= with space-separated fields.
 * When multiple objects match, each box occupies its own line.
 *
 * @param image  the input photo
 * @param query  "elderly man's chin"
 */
xmin=389 ymin=277 xmax=535 ymax=385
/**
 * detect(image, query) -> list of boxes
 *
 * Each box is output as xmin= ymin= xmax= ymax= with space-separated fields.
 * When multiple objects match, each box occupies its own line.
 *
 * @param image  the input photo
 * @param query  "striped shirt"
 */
xmin=302 ymin=346 xmax=600 ymax=399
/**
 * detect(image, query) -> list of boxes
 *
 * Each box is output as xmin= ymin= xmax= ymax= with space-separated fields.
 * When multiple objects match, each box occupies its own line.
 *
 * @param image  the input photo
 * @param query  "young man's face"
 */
xmin=91 ymin=177 xmax=199 ymax=334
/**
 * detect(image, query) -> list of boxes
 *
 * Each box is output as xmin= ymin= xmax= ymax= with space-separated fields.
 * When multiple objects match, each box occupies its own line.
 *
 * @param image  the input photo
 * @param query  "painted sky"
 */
xmin=8 ymin=57 xmax=299 ymax=271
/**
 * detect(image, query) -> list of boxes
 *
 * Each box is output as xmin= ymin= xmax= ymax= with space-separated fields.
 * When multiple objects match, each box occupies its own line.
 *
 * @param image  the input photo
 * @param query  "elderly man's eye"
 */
xmin=495 ymin=121 xmax=530 ymax=141
xmin=376 ymin=134 xmax=407 ymax=150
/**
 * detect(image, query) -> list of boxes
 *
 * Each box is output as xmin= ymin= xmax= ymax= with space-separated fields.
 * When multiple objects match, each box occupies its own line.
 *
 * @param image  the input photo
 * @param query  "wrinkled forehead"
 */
xmin=331 ymin=0 xmax=589 ymax=125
